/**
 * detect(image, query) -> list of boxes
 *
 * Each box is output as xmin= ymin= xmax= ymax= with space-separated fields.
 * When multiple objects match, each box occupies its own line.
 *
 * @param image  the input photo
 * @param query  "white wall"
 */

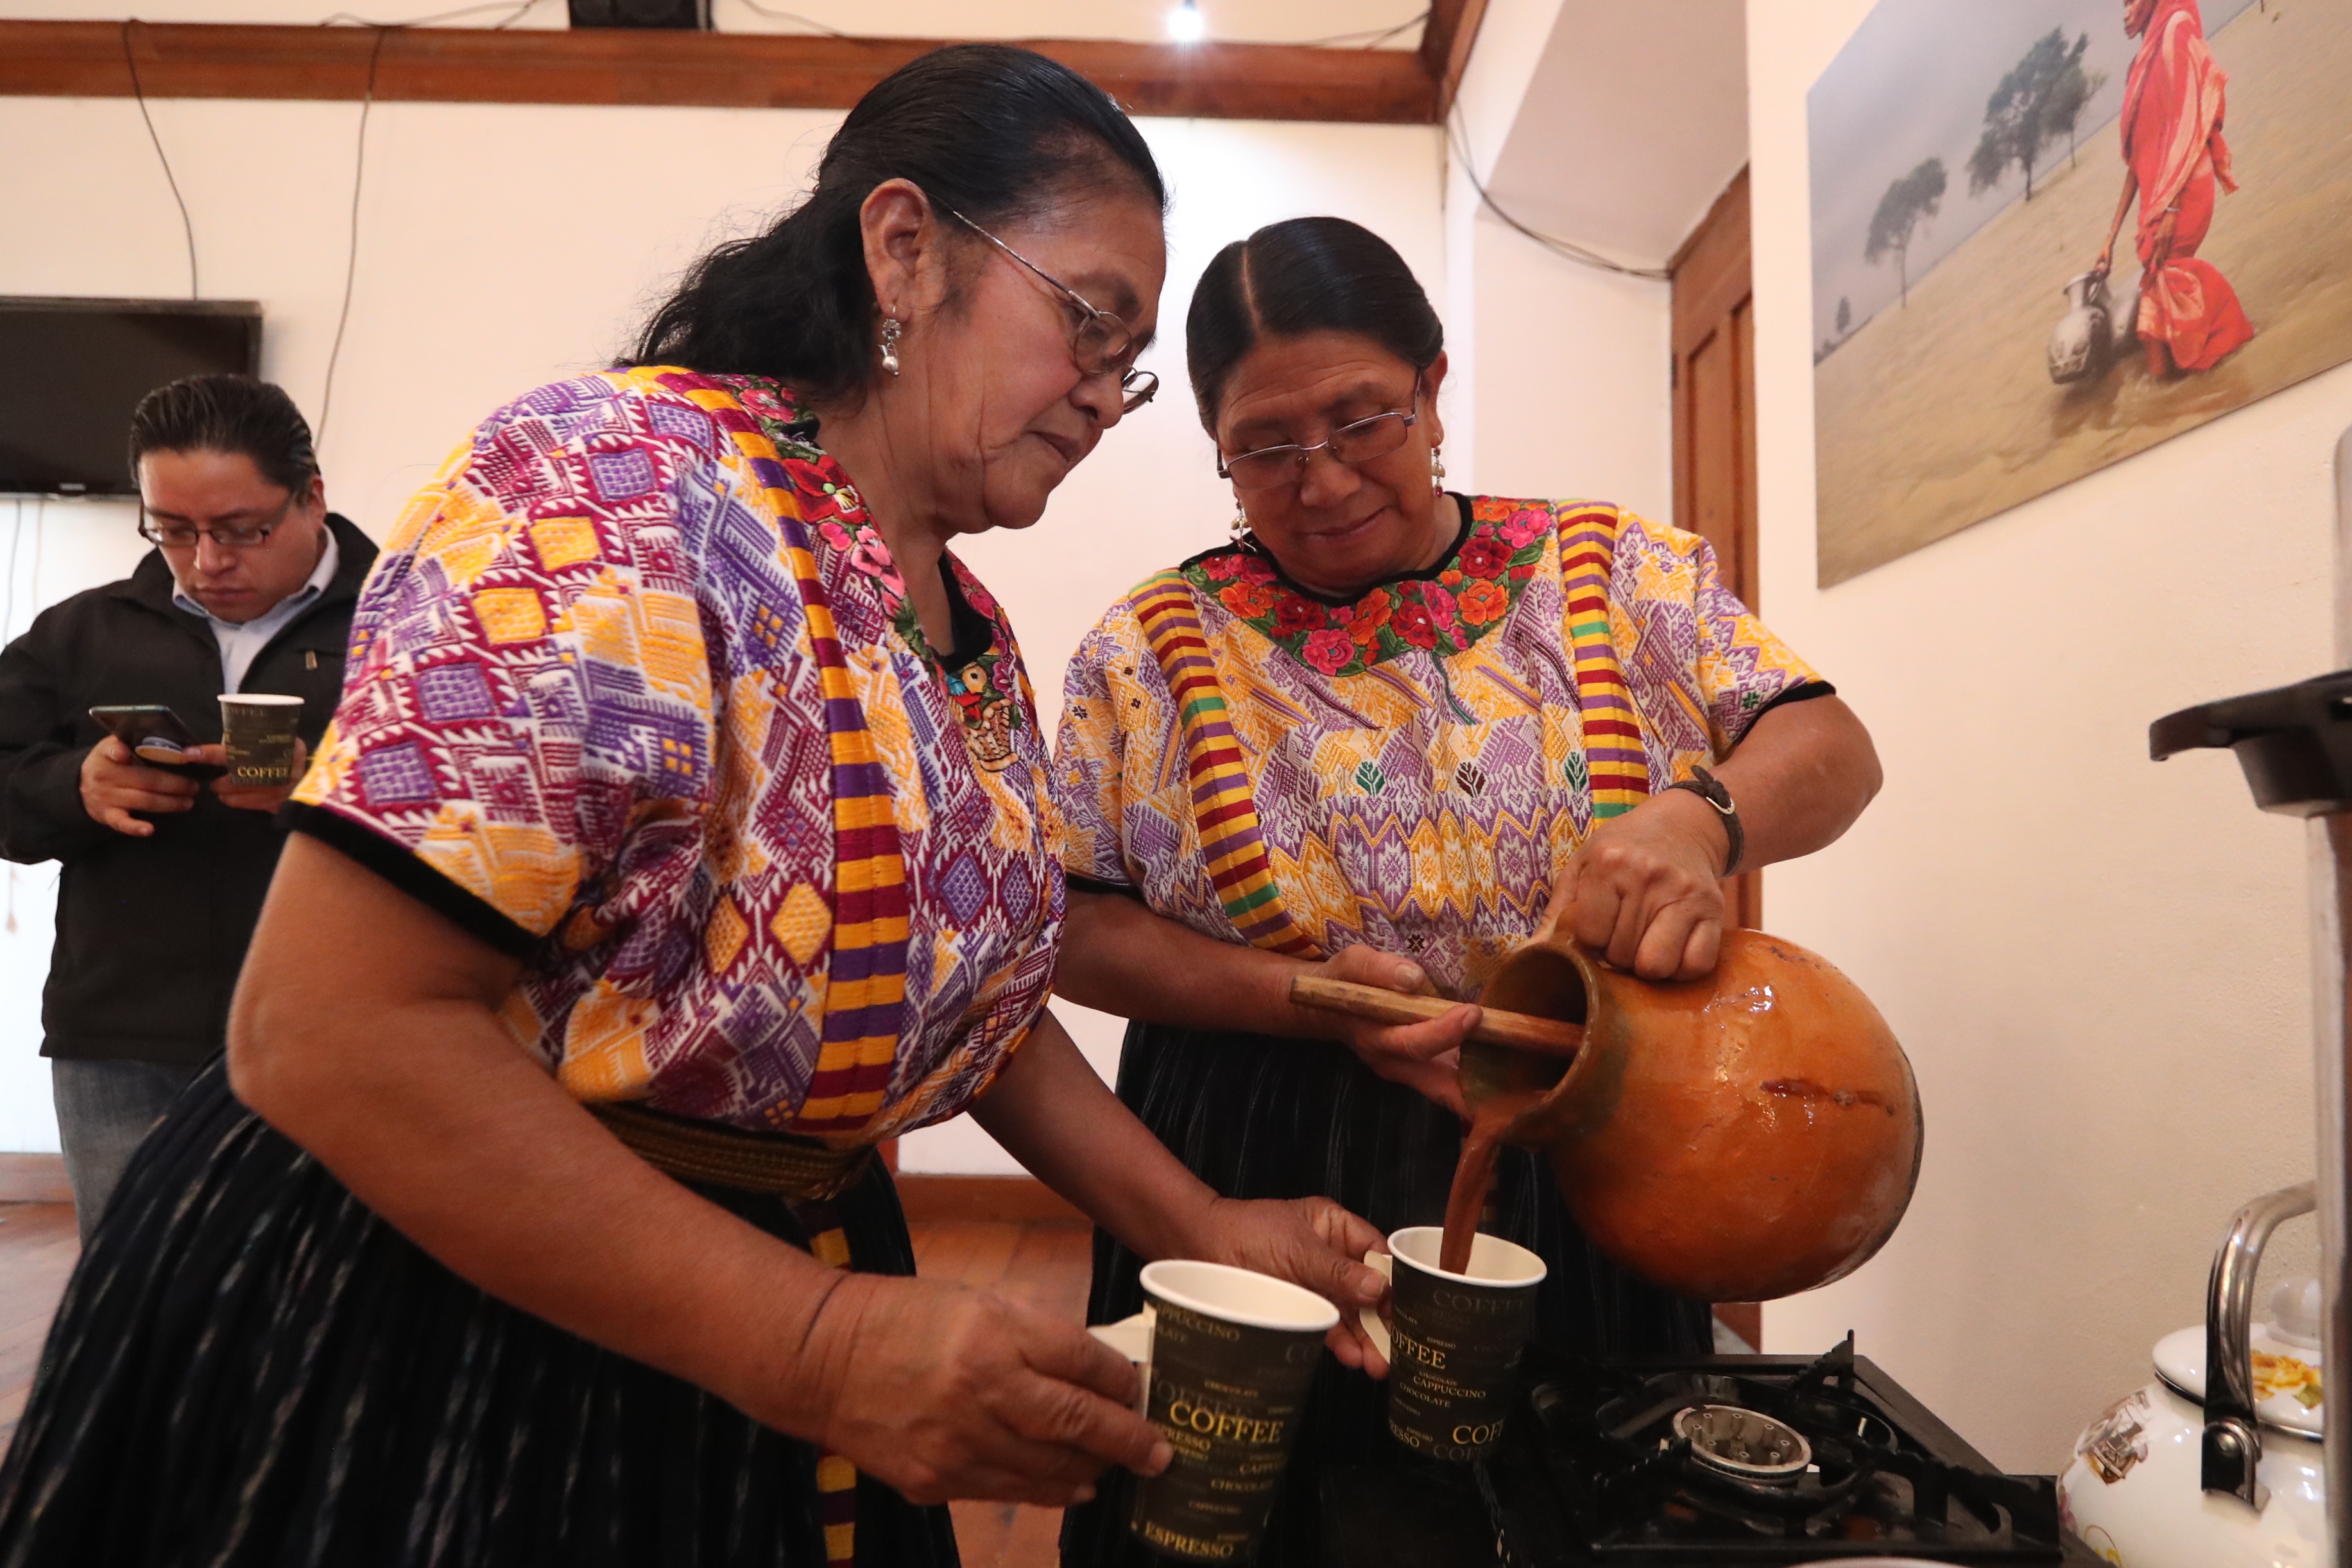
xmin=0 ymin=88 xmax=1445 ymax=1164
xmin=1747 ymin=0 xmax=2349 ymax=1472
xmin=1441 ymin=0 xmax=1673 ymax=517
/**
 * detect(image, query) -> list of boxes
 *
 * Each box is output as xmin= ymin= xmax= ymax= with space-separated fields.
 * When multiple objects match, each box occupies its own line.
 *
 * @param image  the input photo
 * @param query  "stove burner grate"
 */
xmin=1482 ymin=1333 xmax=2088 ymax=1562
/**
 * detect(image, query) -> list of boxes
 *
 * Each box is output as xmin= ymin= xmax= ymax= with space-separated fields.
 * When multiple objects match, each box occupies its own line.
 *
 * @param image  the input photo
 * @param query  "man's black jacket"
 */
xmin=0 ymin=514 xmax=377 ymax=1064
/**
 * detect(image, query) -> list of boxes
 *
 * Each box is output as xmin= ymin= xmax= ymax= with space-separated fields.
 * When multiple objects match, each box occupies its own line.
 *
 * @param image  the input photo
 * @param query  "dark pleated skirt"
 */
xmin=1060 ymin=1023 xmax=1709 ymax=1567
xmin=0 ymin=1059 xmax=957 ymax=1568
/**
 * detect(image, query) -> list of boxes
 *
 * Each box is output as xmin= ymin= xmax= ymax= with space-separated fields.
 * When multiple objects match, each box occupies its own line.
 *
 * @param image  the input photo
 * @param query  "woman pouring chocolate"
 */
xmin=1054 ymin=217 xmax=1884 ymax=1563
xmin=0 ymin=51 xmax=1391 ymax=1567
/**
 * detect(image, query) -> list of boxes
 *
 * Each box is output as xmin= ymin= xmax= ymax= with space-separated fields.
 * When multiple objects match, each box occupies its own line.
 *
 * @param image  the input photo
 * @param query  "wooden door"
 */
xmin=1673 ymin=168 xmax=1765 ymax=1352
xmin=1670 ymin=167 xmax=1761 ymax=933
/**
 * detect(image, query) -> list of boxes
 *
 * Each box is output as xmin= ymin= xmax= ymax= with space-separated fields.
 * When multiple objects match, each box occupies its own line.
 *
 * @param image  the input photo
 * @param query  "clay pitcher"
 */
xmin=1464 ymin=927 xmax=1922 ymax=1302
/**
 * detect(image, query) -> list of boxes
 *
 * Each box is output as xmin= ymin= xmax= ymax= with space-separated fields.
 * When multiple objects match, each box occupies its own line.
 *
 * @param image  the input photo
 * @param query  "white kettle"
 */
xmin=2058 ymin=1182 xmax=2328 ymax=1566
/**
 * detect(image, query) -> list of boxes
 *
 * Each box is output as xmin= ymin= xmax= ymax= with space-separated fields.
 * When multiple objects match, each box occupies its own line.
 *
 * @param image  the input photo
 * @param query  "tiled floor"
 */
xmin=0 ymin=1201 xmax=1086 ymax=1568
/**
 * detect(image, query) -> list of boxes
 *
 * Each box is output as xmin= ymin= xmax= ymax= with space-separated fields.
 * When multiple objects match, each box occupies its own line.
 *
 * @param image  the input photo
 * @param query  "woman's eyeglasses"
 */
xmin=137 ymin=492 xmax=298 ymax=549
xmin=947 ymin=208 xmax=1159 ymax=413
xmin=1217 ymin=379 xmax=1422 ymax=492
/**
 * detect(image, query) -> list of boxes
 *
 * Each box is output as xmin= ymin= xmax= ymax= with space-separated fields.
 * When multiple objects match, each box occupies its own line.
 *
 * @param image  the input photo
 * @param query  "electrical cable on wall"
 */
xmin=316 ymin=24 xmax=390 ymax=447
xmin=30 ymin=504 xmax=47 ymax=645
xmin=1447 ymin=106 xmax=1671 ymax=282
xmin=322 ymin=0 xmax=546 ymax=28
xmin=3 ymin=501 xmax=23 ymax=651
xmin=120 ymin=20 xmax=200 ymax=300
xmin=1295 ymin=9 xmax=1429 ymax=49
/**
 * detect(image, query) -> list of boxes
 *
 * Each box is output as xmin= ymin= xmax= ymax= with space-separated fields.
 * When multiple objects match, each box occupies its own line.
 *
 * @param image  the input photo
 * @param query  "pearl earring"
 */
xmin=879 ymin=316 xmax=903 ymax=377
xmin=1430 ymin=445 xmax=1446 ymax=495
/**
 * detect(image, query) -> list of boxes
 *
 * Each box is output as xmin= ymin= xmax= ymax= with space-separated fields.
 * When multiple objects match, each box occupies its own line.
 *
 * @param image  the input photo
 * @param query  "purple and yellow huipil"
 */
xmin=289 ymin=367 xmax=1060 ymax=1146
xmin=1054 ymin=500 xmax=1827 ymax=999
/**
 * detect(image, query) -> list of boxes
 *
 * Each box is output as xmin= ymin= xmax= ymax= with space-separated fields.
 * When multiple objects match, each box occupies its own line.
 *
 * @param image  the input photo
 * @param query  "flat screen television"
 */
xmin=0 ymin=298 xmax=263 ymax=498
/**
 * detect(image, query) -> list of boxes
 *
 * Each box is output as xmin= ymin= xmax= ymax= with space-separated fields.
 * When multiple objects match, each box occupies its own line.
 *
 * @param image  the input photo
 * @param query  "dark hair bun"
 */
xmin=1186 ymin=216 xmax=1443 ymax=432
xmin=633 ymin=43 xmax=1165 ymax=404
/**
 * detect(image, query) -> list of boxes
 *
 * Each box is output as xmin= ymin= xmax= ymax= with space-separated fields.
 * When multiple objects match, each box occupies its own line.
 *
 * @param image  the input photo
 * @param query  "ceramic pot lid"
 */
xmin=2151 ymin=1277 xmax=2324 ymax=1438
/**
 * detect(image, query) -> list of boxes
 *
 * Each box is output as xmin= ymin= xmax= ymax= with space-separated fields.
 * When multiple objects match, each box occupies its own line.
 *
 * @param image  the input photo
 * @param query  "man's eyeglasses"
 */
xmin=137 ymin=491 xmax=298 ymax=549
xmin=1217 ymin=377 xmax=1423 ymax=492
xmin=946 ymin=208 xmax=1159 ymax=413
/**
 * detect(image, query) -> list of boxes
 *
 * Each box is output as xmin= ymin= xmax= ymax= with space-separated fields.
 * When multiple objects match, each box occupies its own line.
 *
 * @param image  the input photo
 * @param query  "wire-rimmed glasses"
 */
xmin=1217 ymin=377 xmax=1423 ymax=491
xmin=137 ymin=491 xmax=298 ymax=549
xmin=946 ymin=207 xmax=1159 ymax=413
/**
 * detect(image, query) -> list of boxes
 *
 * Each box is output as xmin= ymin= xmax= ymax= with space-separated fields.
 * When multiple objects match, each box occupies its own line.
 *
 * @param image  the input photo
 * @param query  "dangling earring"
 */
xmin=1430 ymin=445 xmax=1446 ymax=495
xmin=1230 ymin=501 xmax=1250 ymax=543
xmin=879 ymin=316 xmax=903 ymax=377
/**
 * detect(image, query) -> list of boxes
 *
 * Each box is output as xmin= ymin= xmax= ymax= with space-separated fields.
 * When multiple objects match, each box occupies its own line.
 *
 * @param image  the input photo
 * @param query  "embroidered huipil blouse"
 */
xmin=288 ymin=368 xmax=1060 ymax=1145
xmin=1053 ymin=499 xmax=1827 ymax=999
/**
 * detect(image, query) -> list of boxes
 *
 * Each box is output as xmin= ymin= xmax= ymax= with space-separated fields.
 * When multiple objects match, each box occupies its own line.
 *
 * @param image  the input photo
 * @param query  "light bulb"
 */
xmin=1166 ymin=1 xmax=1205 ymax=42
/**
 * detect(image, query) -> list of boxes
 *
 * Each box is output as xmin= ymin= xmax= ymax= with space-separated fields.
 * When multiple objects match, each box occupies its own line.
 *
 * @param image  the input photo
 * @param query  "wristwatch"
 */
xmin=1664 ymin=765 xmax=1744 ymax=878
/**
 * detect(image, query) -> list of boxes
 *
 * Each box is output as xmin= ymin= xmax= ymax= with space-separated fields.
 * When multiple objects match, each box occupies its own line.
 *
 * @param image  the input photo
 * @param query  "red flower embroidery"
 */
xmin=1393 ymin=601 xmax=1437 ymax=649
xmin=1273 ymin=596 xmax=1328 ymax=636
xmin=1422 ymin=583 xmax=1459 ymax=638
xmin=1301 ymin=628 xmax=1357 ymax=674
xmin=1459 ymin=579 xmax=1511 ymax=627
xmin=1219 ymin=581 xmax=1280 ymax=618
xmin=1459 ymin=537 xmax=1511 ymax=579
xmin=1201 ymin=553 xmax=1248 ymax=581
xmin=815 ymin=519 xmax=855 ymax=554
xmin=954 ymin=568 xmax=1002 ymax=620
xmin=784 ymin=458 xmax=847 ymax=520
xmin=1498 ymin=508 xmax=1549 ymax=547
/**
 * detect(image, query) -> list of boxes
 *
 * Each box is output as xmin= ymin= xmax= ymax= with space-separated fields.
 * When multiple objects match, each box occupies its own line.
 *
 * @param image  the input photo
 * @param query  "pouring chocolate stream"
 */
xmin=1297 ymin=927 xmax=1925 ymax=1301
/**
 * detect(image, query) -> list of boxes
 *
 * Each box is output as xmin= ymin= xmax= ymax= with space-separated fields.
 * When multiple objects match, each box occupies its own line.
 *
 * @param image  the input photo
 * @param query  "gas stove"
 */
xmin=1320 ymin=1337 xmax=2101 ymax=1566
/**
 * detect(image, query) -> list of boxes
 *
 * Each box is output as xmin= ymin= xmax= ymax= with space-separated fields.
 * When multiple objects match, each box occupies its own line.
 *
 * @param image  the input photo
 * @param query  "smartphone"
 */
xmin=88 ymin=705 xmax=225 ymax=780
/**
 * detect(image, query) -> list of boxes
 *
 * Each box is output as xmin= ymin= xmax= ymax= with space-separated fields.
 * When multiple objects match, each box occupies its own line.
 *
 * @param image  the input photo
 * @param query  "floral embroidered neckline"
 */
xmin=1181 ymin=497 xmax=1554 ymax=678
xmin=714 ymin=373 xmax=1028 ymax=767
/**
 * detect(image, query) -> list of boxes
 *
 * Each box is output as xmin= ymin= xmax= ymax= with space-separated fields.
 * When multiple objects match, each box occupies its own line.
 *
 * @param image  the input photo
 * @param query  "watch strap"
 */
xmin=1664 ymin=765 xmax=1744 ymax=878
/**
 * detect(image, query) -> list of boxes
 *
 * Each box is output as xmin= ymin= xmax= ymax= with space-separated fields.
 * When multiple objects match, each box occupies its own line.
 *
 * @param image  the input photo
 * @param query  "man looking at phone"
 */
xmin=0 ymin=375 xmax=375 ymax=1239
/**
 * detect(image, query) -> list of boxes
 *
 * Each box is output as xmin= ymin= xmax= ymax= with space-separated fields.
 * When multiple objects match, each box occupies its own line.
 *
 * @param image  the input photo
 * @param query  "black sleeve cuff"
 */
xmin=282 ymin=802 xmax=541 ymax=960
xmin=1730 ymin=679 xmax=1837 ymax=746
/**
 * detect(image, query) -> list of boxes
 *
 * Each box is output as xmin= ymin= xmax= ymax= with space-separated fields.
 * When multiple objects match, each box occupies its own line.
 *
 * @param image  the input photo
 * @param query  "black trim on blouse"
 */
xmin=1729 ymin=679 xmax=1837 ymax=746
xmin=932 ymin=555 xmax=996 ymax=669
xmin=281 ymin=802 xmax=541 ymax=960
xmin=1176 ymin=491 xmax=1479 ymax=608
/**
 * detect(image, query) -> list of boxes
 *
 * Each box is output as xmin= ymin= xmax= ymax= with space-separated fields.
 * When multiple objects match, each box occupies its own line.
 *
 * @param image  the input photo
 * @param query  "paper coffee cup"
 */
xmin=1359 ymin=1227 xmax=1545 ymax=1463
xmin=1127 ymin=1259 xmax=1336 ymax=1562
xmin=218 ymin=694 xmax=304 ymax=785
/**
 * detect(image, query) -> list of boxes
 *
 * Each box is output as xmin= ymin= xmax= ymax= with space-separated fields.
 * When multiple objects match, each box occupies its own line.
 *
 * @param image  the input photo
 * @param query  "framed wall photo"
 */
xmin=1808 ymin=0 xmax=2352 ymax=586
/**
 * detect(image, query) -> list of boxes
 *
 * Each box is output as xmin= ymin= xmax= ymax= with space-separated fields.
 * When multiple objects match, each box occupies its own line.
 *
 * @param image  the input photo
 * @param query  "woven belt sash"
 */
xmin=590 ymin=1101 xmax=877 ymax=1201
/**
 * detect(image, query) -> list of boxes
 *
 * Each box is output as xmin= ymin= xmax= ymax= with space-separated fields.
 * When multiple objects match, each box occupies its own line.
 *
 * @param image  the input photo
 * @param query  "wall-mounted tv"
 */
xmin=0 ymin=298 xmax=263 ymax=498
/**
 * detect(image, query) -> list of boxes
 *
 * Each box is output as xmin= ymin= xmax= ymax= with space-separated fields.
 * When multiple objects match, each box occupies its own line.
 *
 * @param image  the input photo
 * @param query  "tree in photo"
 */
xmin=1865 ymin=158 xmax=1946 ymax=308
xmin=1968 ymin=29 xmax=2094 ymax=201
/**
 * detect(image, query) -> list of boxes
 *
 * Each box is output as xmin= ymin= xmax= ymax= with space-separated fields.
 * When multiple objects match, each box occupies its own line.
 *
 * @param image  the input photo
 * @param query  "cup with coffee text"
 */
xmin=1128 ymin=1259 xmax=1337 ymax=1562
xmin=1358 ymin=1227 xmax=1545 ymax=1463
xmin=217 ymin=693 xmax=304 ymax=786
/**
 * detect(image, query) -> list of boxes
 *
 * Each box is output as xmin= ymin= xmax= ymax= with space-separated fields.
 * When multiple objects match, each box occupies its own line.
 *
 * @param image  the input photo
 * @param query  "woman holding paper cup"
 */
xmin=1052 ymin=217 xmax=1880 ymax=1561
xmin=0 ymin=49 xmax=1389 ymax=1567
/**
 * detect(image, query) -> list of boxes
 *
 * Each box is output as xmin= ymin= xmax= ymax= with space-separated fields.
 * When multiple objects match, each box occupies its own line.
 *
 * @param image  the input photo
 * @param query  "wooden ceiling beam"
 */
xmin=0 ymin=20 xmax=1439 ymax=124
xmin=1419 ymin=0 xmax=1491 ymax=119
